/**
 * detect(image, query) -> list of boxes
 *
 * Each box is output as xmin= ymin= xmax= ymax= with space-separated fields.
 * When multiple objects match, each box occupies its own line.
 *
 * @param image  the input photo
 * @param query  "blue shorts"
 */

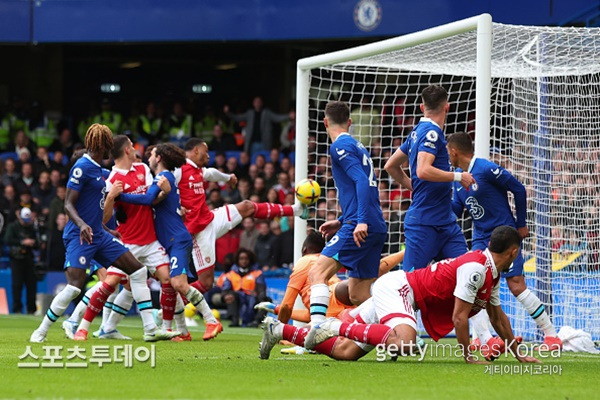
xmin=88 ymin=260 xmax=103 ymax=276
xmin=472 ymin=237 xmax=524 ymax=278
xmin=64 ymin=230 xmax=129 ymax=270
xmin=402 ymin=222 xmax=467 ymax=272
xmin=166 ymin=240 xmax=194 ymax=278
xmin=321 ymin=224 xmax=386 ymax=279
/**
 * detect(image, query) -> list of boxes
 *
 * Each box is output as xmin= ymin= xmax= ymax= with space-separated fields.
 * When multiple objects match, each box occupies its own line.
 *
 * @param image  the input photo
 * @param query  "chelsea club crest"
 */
xmin=354 ymin=0 xmax=382 ymax=32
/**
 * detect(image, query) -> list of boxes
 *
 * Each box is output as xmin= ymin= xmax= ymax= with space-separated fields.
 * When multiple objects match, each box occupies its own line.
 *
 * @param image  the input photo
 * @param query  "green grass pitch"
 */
xmin=1 ymin=315 xmax=598 ymax=399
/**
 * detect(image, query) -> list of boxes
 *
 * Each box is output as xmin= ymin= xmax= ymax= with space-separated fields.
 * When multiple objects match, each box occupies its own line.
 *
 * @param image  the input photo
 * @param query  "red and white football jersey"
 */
xmin=175 ymin=159 xmax=214 ymax=235
xmin=405 ymin=249 xmax=500 ymax=341
xmin=107 ymin=163 xmax=157 ymax=246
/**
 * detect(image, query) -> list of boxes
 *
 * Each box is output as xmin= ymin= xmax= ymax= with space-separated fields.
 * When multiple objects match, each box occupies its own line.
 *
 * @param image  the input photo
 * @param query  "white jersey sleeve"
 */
xmin=489 ymin=279 xmax=501 ymax=306
xmin=202 ymin=167 xmax=231 ymax=183
xmin=173 ymin=167 xmax=182 ymax=185
xmin=453 ymin=262 xmax=487 ymax=304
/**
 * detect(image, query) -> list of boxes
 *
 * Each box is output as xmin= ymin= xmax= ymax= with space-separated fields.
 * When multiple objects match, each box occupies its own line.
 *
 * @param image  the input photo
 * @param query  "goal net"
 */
xmin=295 ymin=15 xmax=600 ymax=341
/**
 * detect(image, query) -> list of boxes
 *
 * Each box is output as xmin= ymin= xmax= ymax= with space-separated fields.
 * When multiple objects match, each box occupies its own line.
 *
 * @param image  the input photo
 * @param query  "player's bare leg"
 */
xmin=347 ymin=277 xmax=376 ymax=305
xmin=507 ymin=275 xmax=562 ymax=350
xmin=63 ymin=267 xmax=108 ymax=339
xmin=308 ymin=255 xmax=340 ymax=324
xmin=30 ymin=268 xmax=86 ymax=342
xmin=171 ymin=274 xmax=222 ymax=340
xmin=190 ymin=268 xmax=214 ymax=294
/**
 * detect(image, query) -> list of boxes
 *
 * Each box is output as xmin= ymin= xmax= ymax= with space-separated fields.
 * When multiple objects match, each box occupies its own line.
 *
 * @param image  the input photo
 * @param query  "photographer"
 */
xmin=5 ymin=207 xmax=39 ymax=314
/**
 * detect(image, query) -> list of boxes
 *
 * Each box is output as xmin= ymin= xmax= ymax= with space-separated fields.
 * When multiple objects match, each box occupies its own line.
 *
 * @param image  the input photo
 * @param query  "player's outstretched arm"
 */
xmin=492 ymin=167 xmax=528 ymax=237
xmin=203 ymin=167 xmax=235 ymax=184
xmin=486 ymin=303 xmax=541 ymax=363
xmin=120 ymin=181 xmax=162 ymax=206
xmin=384 ymin=148 xmax=412 ymax=190
xmin=453 ymin=298 xmax=489 ymax=364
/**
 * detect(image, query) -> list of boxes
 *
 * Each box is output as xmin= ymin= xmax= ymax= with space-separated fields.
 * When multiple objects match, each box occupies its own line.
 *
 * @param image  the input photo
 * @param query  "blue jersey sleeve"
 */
xmin=399 ymin=138 xmax=409 ymax=155
xmin=120 ymin=180 xmax=161 ymax=206
xmin=67 ymin=164 xmax=88 ymax=192
xmin=417 ymin=129 xmax=442 ymax=156
xmin=487 ymin=165 xmax=527 ymax=228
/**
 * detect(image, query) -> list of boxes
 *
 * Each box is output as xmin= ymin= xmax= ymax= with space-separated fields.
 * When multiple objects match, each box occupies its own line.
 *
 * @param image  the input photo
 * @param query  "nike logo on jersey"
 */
xmin=456 ymin=186 xmax=463 ymax=192
xmin=336 ymin=148 xmax=345 ymax=156
xmin=96 ymin=177 xmax=101 ymax=181
xmin=491 ymin=168 xmax=503 ymax=179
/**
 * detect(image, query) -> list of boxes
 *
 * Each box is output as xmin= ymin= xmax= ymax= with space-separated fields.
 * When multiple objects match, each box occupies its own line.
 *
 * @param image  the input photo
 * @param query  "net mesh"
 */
xmin=304 ymin=22 xmax=600 ymax=340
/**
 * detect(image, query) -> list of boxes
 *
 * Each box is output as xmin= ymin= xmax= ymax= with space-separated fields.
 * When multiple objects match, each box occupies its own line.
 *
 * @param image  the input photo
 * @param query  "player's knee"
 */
xmin=170 ymin=279 xmax=186 ymax=294
xmin=506 ymin=275 xmax=526 ymax=296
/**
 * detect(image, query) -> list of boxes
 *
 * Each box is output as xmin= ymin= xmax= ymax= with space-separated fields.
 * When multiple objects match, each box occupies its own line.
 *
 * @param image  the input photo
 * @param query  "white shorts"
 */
xmin=126 ymin=241 xmax=170 ymax=275
xmin=106 ymin=240 xmax=170 ymax=282
xmin=192 ymin=204 xmax=242 ymax=272
xmin=372 ymin=270 xmax=418 ymax=332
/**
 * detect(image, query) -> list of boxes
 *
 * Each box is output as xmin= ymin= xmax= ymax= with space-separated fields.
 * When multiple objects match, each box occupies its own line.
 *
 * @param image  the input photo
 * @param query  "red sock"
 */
xmin=161 ymin=283 xmax=177 ymax=322
xmin=180 ymin=293 xmax=189 ymax=305
xmin=83 ymin=282 xmax=115 ymax=323
xmin=282 ymin=324 xmax=338 ymax=356
xmin=338 ymin=322 xmax=391 ymax=346
xmin=191 ymin=280 xmax=209 ymax=294
xmin=252 ymin=202 xmax=294 ymax=219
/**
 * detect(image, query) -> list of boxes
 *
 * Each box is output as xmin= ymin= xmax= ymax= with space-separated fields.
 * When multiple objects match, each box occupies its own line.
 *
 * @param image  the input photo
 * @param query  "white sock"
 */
xmin=173 ymin=295 xmax=189 ymax=335
xmin=516 ymin=289 xmax=557 ymax=337
xmin=272 ymin=321 xmax=284 ymax=337
xmin=103 ymin=289 xmax=118 ymax=324
xmin=68 ymin=282 xmax=101 ymax=324
xmin=471 ymin=310 xmax=493 ymax=343
xmin=103 ymin=289 xmax=133 ymax=332
xmin=129 ymin=267 xmax=157 ymax=332
xmin=309 ymin=283 xmax=330 ymax=323
xmin=38 ymin=285 xmax=81 ymax=333
xmin=185 ymin=287 xmax=217 ymax=324
xmin=292 ymin=203 xmax=303 ymax=216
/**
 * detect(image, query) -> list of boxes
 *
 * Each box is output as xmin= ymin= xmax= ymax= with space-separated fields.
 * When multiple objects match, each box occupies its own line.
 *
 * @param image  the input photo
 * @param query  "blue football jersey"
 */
xmin=330 ymin=133 xmax=386 ymax=233
xmin=452 ymin=158 xmax=527 ymax=240
xmin=102 ymin=168 xmax=117 ymax=230
xmin=120 ymin=170 xmax=192 ymax=249
xmin=400 ymin=118 xmax=455 ymax=226
xmin=63 ymin=154 xmax=108 ymax=239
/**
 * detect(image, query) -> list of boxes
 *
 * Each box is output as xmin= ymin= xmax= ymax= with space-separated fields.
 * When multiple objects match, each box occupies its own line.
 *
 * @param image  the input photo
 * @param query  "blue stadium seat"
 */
xmin=207 ymin=151 xmax=216 ymax=166
xmin=0 ymin=152 xmax=18 ymax=162
xmin=250 ymin=150 xmax=271 ymax=164
xmin=225 ymin=151 xmax=242 ymax=163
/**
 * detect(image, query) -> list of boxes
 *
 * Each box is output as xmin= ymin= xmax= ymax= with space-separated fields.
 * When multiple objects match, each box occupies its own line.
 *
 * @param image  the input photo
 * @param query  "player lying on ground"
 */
xmin=110 ymin=143 xmax=222 ymax=341
xmin=447 ymin=132 xmax=562 ymax=350
xmin=176 ymin=138 xmax=309 ymax=295
xmin=260 ymin=226 xmax=540 ymax=364
xmin=30 ymin=124 xmax=179 ymax=343
xmin=255 ymin=231 xmax=405 ymax=323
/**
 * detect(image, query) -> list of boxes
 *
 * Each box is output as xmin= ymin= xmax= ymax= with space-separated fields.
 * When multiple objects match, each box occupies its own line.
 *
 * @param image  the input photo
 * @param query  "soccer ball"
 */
xmin=184 ymin=303 xmax=197 ymax=318
xmin=295 ymin=179 xmax=321 ymax=205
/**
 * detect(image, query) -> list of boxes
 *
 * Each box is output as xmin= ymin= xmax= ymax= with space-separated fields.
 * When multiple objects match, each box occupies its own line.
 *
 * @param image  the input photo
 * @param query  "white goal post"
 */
xmin=294 ymin=13 xmax=600 ymax=341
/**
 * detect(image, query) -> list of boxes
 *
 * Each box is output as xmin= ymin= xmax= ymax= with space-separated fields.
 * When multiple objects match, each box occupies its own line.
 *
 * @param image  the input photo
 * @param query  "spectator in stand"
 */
xmin=207 ymin=189 xmax=225 ymax=209
xmin=13 ymin=189 xmax=38 ymax=217
xmin=47 ymin=185 xmax=65 ymax=233
xmin=49 ymin=169 xmax=62 ymax=188
xmin=14 ymin=162 xmax=35 ymax=195
xmin=195 ymin=105 xmax=219 ymax=143
xmin=225 ymin=96 xmax=291 ymax=156
xmin=11 ymin=130 xmax=35 ymax=158
xmin=5 ymin=207 xmax=39 ymax=314
xmin=166 ymin=101 xmax=192 ymax=142
xmin=33 ymin=147 xmax=59 ymax=177
xmin=31 ymin=170 xmax=56 ymax=213
xmin=272 ymin=172 xmax=294 ymax=204
xmin=268 ymin=148 xmax=282 ymax=173
xmin=216 ymin=248 xmax=266 ymax=327
xmin=237 ymin=178 xmax=252 ymax=201
xmin=226 ymin=156 xmax=243 ymax=178
xmin=266 ymin=188 xmax=280 ymax=205
xmin=1 ymin=158 xmax=19 ymax=187
xmin=139 ymin=101 xmax=163 ymax=144
xmin=17 ymin=147 xmax=32 ymax=165
xmin=254 ymin=154 xmax=266 ymax=174
xmin=0 ymin=185 xmax=18 ymax=227
xmin=273 ymin=217 xmax=294 ymax=269
xmin=210 ymin=124 xmax=238 ymax=152
xmin=251 ymin=176 xmax=268 ymax=202
xmin=27 ymin=101 xmax=57 ymax=149
xmin=262 ymin=162 xmax=277 ymax=188
xmin=93 ymin=98 xmax=122 ymax=135
xmin=238 ymin=152 xmax=251 ymax=178
xmin=280 ymin=109 xmax=296 ymax=153
xmin=280 ymin=157 xmax=292 ymax=174
xmin=213 ymin=152 xmax=227 ymax=173
xmin=248 ymin=164 xmax=259 ymax=182
xmin=254 ymin=221 xmax=277 ymax=270
xmin=350 ymin=95 xmax=381 ymax=148
xmin=239 ymin=217 xmax=259 ymax=252
xmin=46 ymin=212 xmax=67 ymax=271
xmin=50 ymin=128 xmax=77 ymax=159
